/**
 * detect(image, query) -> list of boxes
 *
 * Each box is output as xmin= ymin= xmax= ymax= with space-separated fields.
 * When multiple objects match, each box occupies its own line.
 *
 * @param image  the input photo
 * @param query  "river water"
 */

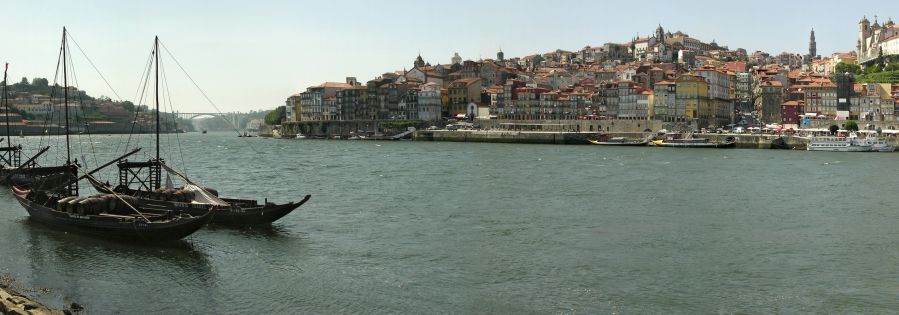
xmin=2 ymin=132 xmax=899 ymax=313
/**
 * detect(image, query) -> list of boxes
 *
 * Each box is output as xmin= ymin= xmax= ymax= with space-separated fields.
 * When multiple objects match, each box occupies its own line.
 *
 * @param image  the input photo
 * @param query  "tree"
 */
xmin=264 ymin=106 xmax=285 ymax=125
xmin=866 ymin=64 xmax=883 ymax=74
xmin=844 ymin=120 xmax=859 ymax=132
xmin=19 ymin=77 xmax=27 ymax=84
xmin=120 ymin=101 xmax=135 ymax=112
xmin=829 ymin=124 xmax=839 ymax=135
xmin=31 ymin=78 xmax=49 ymax=87
xmin=835 ymin=62 xmax=862 ymax=75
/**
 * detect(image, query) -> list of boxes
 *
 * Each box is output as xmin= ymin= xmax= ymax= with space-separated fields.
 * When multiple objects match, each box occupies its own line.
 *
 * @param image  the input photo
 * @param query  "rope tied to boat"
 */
xmin=78 ymin=166 xmax=151 ymax=223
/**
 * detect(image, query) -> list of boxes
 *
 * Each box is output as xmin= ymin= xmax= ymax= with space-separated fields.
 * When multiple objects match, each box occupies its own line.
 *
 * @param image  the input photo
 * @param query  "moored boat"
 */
xmin=807 ymin=132 xmax=893 ymax=152
xmin=97 ymin=182 xmax=310 ymax=225
xmin=10 ymin=28 xmax=213 ymax=242
xmin=13 ymin=185 xmax=213 ymax=242
xmin=652 ymin=133 xmax=736 ymax=148
xmin=90 ymin=36 xmax=311 ymax=226
xmin=861 ymin=135 xmax=895 ymax=152
xmin=587 ymin=135 xmax=649 ymax=146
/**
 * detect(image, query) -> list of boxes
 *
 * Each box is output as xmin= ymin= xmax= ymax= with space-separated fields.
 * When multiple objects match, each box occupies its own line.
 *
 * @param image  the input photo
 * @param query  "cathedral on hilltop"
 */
xmin=858 ymin=15 xmax=899 ymax=64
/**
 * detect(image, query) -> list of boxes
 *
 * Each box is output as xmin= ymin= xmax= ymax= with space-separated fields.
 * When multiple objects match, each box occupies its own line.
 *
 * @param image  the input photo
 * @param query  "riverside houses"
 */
xmin=417 ymin=82 xmax=442 ymax=122
xmin=446 ymin=78 xmax=482 ymax=118
xmin=692 ymin=66 xmax=735 ymax=128
xmin=675 ymin=74 xmax=708 ymax=126
xmin=757 ymin=79 xmax=784 ymax=125
xmin=802 ymin=80 xmax=838 ymax=119
xmin=299 ymin=82 xmax=354 ymax=121
xmin=782 ymin=100 xmax=803 ymax=129
xmin=653 ymin=81 xmax=677 ymax=122
xmin=283 ymin=21 xmax=899 ymax=132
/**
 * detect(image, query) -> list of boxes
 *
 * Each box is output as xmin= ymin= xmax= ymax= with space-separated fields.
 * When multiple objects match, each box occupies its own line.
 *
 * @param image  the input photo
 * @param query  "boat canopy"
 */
xmin=184 ymin=184 xmax=229 ymax=206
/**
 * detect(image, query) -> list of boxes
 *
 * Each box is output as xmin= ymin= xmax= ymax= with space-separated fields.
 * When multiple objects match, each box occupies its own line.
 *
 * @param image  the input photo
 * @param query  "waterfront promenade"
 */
xmin=411 ymin=130 xmax=812 ymax=149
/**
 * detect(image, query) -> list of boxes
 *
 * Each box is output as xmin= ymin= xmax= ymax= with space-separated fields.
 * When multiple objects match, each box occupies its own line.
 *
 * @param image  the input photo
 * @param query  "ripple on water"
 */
xmin=4 ymin=135 xmax=899 ymax=313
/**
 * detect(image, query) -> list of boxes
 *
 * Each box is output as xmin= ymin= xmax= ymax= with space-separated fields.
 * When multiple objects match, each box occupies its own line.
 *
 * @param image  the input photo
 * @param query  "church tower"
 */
xmin=859 ymin=16 xmax=870 ymax=57
xmin=414 ymin=54 xmax=425 ymax=68
xmin=808 ymin=28 xmax=816 ymax=58
xmin=497 ymin=48 xmax=504 ymax=62
xmin=451 ymin=52 xmax=462 ymax=65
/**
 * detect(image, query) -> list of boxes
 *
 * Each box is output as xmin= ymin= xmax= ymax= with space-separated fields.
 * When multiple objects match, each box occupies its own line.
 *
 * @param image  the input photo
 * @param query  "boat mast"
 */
xmin=155 ymin=36 xmax=160 ymax=164
xmin=62 ymin=27 xmax=71 ymax=164
xmin=3 ymin=62 xmax=10 ymax=146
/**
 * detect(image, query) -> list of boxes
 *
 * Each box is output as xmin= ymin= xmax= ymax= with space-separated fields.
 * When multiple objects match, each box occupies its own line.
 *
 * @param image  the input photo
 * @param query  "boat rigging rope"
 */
xmin=65 ymin=31 xmax=123 ymax=101
xmin=121 ymin=46 xmax=155 ymax=158
xmin=158 ymin=41 xmax=241 ymax=136
xmin=81 ymin=170 xmax=150 ymax=223
xmin=63 ymin=45 xmax=96 ymax=171
xmin=159 ymin=57 xmax=188 ymax=175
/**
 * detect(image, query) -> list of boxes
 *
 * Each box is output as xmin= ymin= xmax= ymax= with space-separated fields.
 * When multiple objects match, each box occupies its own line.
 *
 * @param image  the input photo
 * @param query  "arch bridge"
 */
xmin=172 ymin=112 xmax=250 ymax=129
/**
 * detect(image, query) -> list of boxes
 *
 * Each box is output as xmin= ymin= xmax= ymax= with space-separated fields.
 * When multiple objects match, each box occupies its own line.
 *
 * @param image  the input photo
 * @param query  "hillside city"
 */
xmin=284 ymin=16 xmax=899 ymax=132
xmin=0 ymin=78 xmax=269 ymax=134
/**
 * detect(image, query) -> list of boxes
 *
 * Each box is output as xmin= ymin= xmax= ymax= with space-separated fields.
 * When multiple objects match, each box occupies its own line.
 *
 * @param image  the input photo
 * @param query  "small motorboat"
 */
xmin=587 ymin=136 xmax=649 ymax=146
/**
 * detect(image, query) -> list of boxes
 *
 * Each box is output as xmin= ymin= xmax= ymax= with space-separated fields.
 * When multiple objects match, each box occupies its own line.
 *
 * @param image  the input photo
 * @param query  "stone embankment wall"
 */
xmin=277 ymin=119 xmax=692 ymax=138
xmin=413 ymin=130 xmax=811 ymax=149
xmin=281 ymin=120 xmax=428 ymax=138
xmin=477 ymin=119 xmax=679 ymax=133
xmin=413 ymin=130 xmax=597 ymax=145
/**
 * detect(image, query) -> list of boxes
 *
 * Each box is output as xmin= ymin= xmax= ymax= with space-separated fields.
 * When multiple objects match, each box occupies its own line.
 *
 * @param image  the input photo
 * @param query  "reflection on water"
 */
xmin=6 ymin=133 xmax=899 ymax=313
xmin=20 ymin=218 xmax=216 ymax=313
xmin=205 ymin=223 xmax=296 ymax=239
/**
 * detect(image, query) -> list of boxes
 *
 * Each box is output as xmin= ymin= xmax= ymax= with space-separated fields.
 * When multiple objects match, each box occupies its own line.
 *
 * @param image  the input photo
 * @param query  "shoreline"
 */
xmin=0 ymin=287 xmax=71 ymax=315
xmin=264 ymin=130 xmax=819 ymax=150
xmin=412 ymin=130 xmax=811 ymax=149
xmin=0 ymin=274 xmax=80 ymax=315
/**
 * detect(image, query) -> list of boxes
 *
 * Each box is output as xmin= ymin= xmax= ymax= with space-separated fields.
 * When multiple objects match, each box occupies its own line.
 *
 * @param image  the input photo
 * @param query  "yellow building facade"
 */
xmin=675 ymin=74 xmax=709 ymax=126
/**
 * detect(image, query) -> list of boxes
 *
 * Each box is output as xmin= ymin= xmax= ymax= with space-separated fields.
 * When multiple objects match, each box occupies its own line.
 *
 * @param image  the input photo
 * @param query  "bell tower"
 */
xmin=808 ymin=28 xmax=816 ymax=59
xmin=414 ymin=54 xmax=425 ymax=68
xmin=859 ymin=16 xmax=870 ymax=57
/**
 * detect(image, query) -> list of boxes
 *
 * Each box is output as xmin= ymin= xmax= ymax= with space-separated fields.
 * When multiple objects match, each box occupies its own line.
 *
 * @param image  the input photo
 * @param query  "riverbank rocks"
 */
xmin=0 ymin=287 xmax=67 ymax=315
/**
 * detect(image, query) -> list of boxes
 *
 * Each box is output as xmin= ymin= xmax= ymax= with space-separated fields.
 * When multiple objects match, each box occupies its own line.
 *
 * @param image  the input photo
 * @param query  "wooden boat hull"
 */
xmin=137 ymin=195 xmax=310 ymax=226
xmin=653 ymin=140 xmax=736 ymax=148
xmin=88 ymin=181 xmax=310 ymax=225
xmin=12 ymin=190 xmax=213 ymax=242
xmin=587 ymin=139 xmax=648 ymax=146
xmin=0 ymin=165 xmax=75 ymax=187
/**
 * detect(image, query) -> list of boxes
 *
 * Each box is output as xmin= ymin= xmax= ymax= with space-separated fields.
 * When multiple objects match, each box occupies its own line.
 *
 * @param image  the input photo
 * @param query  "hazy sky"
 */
xmin=1 ymin=0 xmax=896 ymax=112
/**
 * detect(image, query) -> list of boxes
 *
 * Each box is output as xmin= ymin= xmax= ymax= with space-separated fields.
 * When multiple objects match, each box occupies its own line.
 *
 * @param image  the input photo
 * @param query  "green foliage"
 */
xmin=19 ymin=77 xmax=27 ymax=84
xmin=380 ymin=120 xmax=422 ymax=131
xmin=885 ymin=62 xmax=899 ymax=72
xmin=13 ymin=108 xmax=33 ymax=120
xmin=264 ymin=106 xmax=285 ymax=125
xmin=31 ymin=78 xmax=49 ymax=87
xmin=844 ymin=120 xmax=859 ymax=132
xmin=834 ymin=62 xmax=861 ymax=75
xmin=120 ymin=101 xmax=135 ymax=112
xmin=856 ymin=70 xmax=899 ymax=83
xmin=865 ymin=64 xmax=883 ymax=74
